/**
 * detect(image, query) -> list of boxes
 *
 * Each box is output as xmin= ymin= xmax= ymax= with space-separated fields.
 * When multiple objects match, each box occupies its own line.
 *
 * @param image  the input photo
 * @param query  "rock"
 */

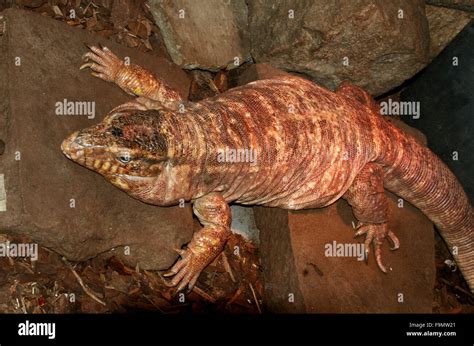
xmin=0 ymin=9 xmax=193 ymax=269
xmin=426 ymin=0 xmax=474 ymax=12
xmin=248 ymin=0 xmax=431 ymax=96
xmin=148 ymin=0 xmax=251 ymax=71
xmin=253 ymin=207 xmax=306 ymax=313
xmin=425 ymin=5 xmax=472 ymax=58
xmin=255 ymin=194 xmax=435 ymax=313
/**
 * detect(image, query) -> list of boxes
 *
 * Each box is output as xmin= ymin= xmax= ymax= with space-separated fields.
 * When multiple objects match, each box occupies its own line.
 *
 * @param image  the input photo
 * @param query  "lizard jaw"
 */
xmin=108 ymin=174 xmax=160 ymax=202
xmin=114 ymin=173 xmax=156 ymax=182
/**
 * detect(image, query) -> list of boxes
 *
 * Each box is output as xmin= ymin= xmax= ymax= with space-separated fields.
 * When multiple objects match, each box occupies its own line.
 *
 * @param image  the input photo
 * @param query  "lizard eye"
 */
xmin=117 ymin=153 xmax=132 ymax=164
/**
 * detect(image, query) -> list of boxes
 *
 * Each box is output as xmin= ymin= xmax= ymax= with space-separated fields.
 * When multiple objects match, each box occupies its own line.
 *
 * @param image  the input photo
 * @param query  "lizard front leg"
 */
xmin=80 ymin=45 xmax=183 ymax=108
xmin=163 ymin=193 xmax=231 ymax=291
xmin=343 ymin=163 xmax=400 ymax=272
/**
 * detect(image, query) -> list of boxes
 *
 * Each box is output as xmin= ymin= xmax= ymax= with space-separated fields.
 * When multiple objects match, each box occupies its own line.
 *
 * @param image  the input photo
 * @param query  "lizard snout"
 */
xmin=61 ymin=131 xmax=83 ymax=161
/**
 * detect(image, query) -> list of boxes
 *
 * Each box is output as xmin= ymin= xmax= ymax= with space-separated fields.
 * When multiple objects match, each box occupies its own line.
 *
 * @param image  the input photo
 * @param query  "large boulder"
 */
xmin=0 ymin=9 xmax=194 ymax=269
xmin=148 ymin=0 xmax=251 ymax=70
xmin=425 ymin=4 xmax=472 ymax=58
xmin=248 ymin=0 xmax=431 ymax=96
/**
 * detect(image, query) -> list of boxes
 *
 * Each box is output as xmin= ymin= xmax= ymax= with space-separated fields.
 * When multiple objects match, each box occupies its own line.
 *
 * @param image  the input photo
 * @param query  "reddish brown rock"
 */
xmin=0 ymin=9 xmax=193 ymax=269
xmin=255 ymin=194 xmax=435 ymax=313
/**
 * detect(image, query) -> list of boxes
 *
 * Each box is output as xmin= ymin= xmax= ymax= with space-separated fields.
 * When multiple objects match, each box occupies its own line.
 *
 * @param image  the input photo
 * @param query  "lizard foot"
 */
xmin=80 ymin=44 xmax=123 ymax=82
xmin=162 ymin=247 xmax=206 ymax=292
xmin=354 ymin=222 xmax=400 ymax=273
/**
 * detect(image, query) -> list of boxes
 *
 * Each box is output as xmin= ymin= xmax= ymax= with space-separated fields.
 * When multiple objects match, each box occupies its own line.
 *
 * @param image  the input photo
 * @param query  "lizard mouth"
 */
xmin=61 ymin=131 xmax=100 ymax=163
xmin=108 ymin=173 xmax=157 ymax=193
xmin=114 ymin=173 xmax=156 ymax=181
xmin=61 ymin=132 xmax=122 ymax=175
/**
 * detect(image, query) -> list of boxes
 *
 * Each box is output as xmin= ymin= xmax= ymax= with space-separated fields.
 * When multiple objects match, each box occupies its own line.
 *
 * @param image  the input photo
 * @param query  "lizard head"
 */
xmin=61 ymin=109 xmax=174 ymax=202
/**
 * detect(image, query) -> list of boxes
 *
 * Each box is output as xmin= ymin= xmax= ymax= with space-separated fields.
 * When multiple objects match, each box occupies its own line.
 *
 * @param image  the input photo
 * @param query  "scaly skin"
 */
xmin=62 ymin=46 xmax=474 ymax=292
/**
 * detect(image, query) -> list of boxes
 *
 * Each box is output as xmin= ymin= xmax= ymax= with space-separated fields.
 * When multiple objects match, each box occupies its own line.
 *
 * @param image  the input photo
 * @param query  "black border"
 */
xmin=0 ymin=313 xmax=472 ymax=345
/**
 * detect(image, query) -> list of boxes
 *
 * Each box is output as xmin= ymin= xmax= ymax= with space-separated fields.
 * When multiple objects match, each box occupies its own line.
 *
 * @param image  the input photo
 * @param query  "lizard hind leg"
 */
xmin=343 ymin=163 xmax=400 ymax=273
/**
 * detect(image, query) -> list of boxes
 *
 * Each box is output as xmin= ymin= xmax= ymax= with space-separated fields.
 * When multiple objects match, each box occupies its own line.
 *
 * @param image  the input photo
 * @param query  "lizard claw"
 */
xmin=80 ymin=45 xmax=124 ymax=82
xmin=354 ymin=222 xmax=399 ymax=273
xmin=387 ymin=230 xmax=400 ymax=250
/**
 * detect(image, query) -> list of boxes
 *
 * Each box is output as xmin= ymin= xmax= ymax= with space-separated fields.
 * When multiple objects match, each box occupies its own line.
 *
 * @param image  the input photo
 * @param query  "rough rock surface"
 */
xmin=148 ymin=0 xmax=251 ymax=70
xmin=248 ymin=0 xmax=430 ymax=96
xmin=255 ymin=195 xmax=435 ymax=313
xmin=426 ymin=0 xmax=474 ymax=12
xmin=425 ymin=4 xmax=472 ymax=58
xmin=0 ymin=9 xmax=193 ymax=269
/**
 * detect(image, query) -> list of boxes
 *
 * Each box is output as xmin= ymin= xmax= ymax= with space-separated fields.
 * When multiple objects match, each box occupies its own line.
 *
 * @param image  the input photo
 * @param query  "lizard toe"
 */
xmin=81 ymin=45 xmax=123 ymax=82
xmin=387 ymin=230 xmax=400 ymax=250
xmin=177 ymin=271 xmax=195 ymax=292
xmin=355 ymin=223 xmax=397 ymax=273
xmin=187 ymin=274 xmax=199 ymax=291
xmin=163 ymin=255 xmax=187 ymax=278
xmin=168 ymin=266 xmax=188 ymax=287
xmin=162 ymin=248 xmax=205 ymax=292
xmin=374 ymin=239 xmax=388 ymax=273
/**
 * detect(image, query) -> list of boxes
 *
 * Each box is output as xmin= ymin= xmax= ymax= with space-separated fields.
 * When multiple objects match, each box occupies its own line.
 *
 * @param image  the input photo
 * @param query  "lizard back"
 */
xmin=183 ymin=75 xmax=381 ymax=209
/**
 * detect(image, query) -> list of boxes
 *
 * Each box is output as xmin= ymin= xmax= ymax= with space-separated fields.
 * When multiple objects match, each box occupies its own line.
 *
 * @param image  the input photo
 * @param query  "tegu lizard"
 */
xmin=61 ymin=46 xmax=474 ymax=292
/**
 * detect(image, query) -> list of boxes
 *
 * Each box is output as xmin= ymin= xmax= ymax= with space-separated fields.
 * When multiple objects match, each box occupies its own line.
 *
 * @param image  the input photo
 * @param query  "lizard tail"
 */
xmin=380 ymin=122 xmax=474 ymax=292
